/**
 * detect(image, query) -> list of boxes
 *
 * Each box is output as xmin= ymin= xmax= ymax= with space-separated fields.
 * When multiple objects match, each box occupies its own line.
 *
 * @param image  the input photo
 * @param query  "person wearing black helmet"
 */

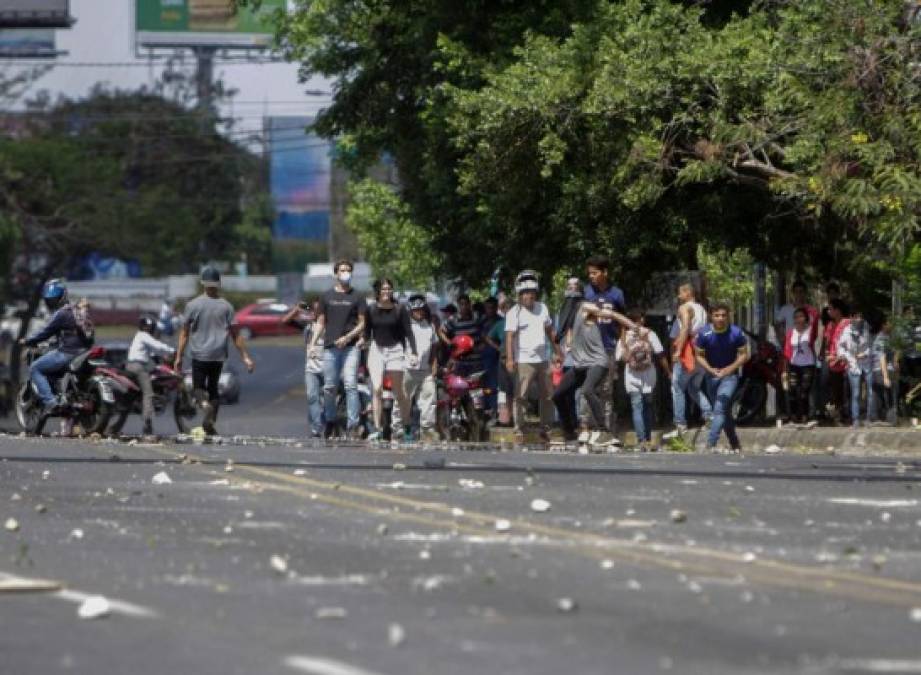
xmin=127 ymin=315 xmax=175 ymax=438
xmin=174 ymin=266 xmax=255 ymax=436
xmin=20 ymin=279 xmax=95 ymax=415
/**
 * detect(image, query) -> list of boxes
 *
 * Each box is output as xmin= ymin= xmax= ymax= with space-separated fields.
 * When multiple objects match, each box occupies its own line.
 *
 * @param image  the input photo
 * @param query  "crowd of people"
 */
xmin=21 ymin=260 xmax=906 ymax=450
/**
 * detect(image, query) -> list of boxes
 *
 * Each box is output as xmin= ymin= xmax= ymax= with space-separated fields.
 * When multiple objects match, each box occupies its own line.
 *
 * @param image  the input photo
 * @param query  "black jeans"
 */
xmin=552 ymin=365 xmax=607 ymax=434
xmin=192 ymin=359 xmax=223 ymax=403
xmin=787 ymin=364 xmax=816 ymax=421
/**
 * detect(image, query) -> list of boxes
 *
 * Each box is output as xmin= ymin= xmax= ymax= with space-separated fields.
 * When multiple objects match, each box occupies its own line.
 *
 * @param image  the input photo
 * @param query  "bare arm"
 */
xmin=581 ymin=304 xmax=636 ymax=330
xmin=230 ymin=326 xmax=255 ymax=373
xmin=674 ymin=304 xmax=692 ymax=355
xmin=173 ymin=324 xmax=189 ymax=370
xmin=544 ymin=322 xmax=563 ymax=363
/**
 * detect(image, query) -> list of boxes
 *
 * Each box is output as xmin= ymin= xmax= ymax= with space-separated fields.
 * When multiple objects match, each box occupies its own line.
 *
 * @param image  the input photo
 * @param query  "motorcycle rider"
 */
xmin=174 ymin=267 xmax=255 ymax=436
xmin=126 ymin=315 xmax=175 ymax=439
xmin=20 ymin=279 xmax=95 ymax=416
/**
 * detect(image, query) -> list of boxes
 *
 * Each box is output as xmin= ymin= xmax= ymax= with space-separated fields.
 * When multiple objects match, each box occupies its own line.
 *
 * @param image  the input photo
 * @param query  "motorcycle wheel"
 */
xmin=173 ymin=386 xmax=205 ymax=434
xmin=732 ymin=380 xmax=766 ymax=426
xmin=78 ymin=381 xmax=113 ymax=435
xmin=462 ymin=396 xmax=484 ymax=443
xmin=15 ymin=382 xmax=45 ymax=435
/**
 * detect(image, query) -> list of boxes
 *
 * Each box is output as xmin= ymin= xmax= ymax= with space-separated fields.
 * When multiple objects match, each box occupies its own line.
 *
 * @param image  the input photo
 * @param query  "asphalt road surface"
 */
xmin=3 ymin=344 xmax=921 ymax=674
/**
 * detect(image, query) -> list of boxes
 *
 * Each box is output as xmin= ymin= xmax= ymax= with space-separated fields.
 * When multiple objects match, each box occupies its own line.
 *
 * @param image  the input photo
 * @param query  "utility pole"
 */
xmin=193 ymin=46 xmax=216 ymax=119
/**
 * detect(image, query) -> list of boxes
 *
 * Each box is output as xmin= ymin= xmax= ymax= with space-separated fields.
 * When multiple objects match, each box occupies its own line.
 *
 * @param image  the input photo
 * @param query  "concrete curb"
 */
xmin=489 ymin=425 xmax=921 ymax=456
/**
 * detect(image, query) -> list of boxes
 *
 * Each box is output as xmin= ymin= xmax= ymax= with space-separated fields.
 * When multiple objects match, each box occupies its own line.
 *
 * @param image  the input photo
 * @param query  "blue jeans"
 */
xmin=848 ymin=368 xmax=871 ymax=424
xmin=322 ymin=346 xmax=360 ymax=430
xmin=628 ymin=391 xmax=653 ymax=442
xmin=704 ymin=373 xmax=740 ymax=449
xmin=672 ymin=361 xmax=712 ymax=426
xmin=305 ymin=368 xmax=324 ymax=436
xmin=30 ymin=349 xmax=74 ymax=406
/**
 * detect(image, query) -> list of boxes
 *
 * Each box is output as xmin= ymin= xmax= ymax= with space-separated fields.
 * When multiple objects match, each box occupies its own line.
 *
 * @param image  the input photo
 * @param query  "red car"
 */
xmin=234 ymin=302 xmax=301 ymax=340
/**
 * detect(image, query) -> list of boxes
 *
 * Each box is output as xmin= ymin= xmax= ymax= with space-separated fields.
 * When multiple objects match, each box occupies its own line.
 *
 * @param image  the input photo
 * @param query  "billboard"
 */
xmin=0 ymin=28 xmax=55 ymax=57
xmin=268 ymin=116 xmax=333 ymax=272
xmin=135 ymin=0 xmax=284 ymax=48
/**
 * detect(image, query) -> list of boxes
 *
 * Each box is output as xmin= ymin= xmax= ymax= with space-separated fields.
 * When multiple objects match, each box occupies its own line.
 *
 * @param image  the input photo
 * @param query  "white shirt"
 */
xmin=408 ymin=319 xmax=436 ymax=371
xmin=505 ymin=302 xmax=552 ymax=364
xmin=615 ymin=329 xmax=665 ymax=394
xmin=788 ymin=327 xmax=815 ymax=367
xmin=128 ymin=330 xmax=173 ymax=364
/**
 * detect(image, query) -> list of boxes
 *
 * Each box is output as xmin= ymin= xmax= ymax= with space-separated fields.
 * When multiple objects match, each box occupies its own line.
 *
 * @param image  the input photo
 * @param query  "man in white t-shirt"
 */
xmin=505 ymin=270 xmax=563 ymax=442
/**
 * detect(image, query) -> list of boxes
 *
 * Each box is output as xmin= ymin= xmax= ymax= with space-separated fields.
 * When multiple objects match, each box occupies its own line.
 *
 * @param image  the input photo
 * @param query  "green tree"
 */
xmin=346 ymin=179 xmax=442 ymax=289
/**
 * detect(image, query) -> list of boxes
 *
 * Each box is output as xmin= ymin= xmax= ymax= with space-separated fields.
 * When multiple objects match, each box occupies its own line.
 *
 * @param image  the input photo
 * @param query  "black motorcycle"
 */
xmin=16 ymin=345 xmax=117 ymax=436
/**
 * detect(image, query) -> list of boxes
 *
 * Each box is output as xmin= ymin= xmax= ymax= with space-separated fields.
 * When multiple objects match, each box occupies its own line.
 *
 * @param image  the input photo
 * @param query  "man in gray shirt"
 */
xmin=174 ymin=267 xmax=255 ymax=435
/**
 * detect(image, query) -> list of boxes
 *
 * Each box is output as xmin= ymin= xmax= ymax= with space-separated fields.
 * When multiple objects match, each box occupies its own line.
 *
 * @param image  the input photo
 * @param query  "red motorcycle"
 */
xmin=732 ymin=330 xmax=784 ymax=425
xmin=436 ymin=335 xmax=489 ymax=442
xmin=104 ymin=355 xmax=204 ymax=435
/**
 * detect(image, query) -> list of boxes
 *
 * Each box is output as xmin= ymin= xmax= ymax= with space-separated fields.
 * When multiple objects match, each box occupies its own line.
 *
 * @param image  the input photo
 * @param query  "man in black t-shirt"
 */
xmin=308 ymin=259 xmax=367 ymax=439
xmin=438 ymin=294 xmax=485 ymax=376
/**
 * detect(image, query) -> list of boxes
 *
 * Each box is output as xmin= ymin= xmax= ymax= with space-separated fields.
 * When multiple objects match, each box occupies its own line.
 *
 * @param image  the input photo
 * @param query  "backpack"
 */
xmin=624 ymin=328 xmax=653 ymax=371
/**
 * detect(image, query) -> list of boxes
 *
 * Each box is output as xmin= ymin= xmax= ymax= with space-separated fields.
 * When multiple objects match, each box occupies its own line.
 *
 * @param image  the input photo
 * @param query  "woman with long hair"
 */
xmin=364 ymin=278 xmax=417 ymax=442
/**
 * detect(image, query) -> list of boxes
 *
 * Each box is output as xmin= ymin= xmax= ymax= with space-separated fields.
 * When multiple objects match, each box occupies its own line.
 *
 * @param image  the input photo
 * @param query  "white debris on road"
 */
xmin=4 ymin=518 xmax=19 ymax=532
xmin=388 ymin=622 xmax=406 ymax=647
xmin=69 ymin=528 xmax=84 ymax=540
xmin=670 ymin=509 xmax=687 ymax=523
xmin=270 ymin=555 xmax=289 ymax=575
xmin=77 ymin=595 xmax=111 ymax=620
xmin=494 ymin=519 xmax=512 ymax=532
xmin=530 ymin=499 xmax=551 ymax=513
xmin=556 ymin=597 xmax=578 ymax=613
xmin=314 ymin=607 xmax=348 ymax=620
xmin=151 ymin=472 xmax=172 ymax=485
xmin=458 ymin=479 xmax=484 ymax=489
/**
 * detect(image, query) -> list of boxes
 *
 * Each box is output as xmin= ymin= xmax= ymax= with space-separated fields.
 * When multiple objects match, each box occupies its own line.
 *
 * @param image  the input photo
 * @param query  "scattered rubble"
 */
xmin=556 ymin=597 xmax=578 ymax=613
xmin=4 ymin=518 xmax=20 ymax=533
xmin=670 ymin=509 xmax=687 ymax=523
xmin=315 ymin=606 xmax=348 ymax=620
xmin=494 ymin=519 xmax=512 ymax=532
xmin=530 ymin=499 xmax=551 ymax=513
xmin=269 ymin=555 xmax=288 ymax=575
xmin=151 ymin=472 xmax=172 ymax=485
xmin=458 ymin=479 xmax=484 ymax=489
xmin=77 ymin=595 xmax=111 ymax=620
xmin=388 ymin=623 xmax=406 ymax=647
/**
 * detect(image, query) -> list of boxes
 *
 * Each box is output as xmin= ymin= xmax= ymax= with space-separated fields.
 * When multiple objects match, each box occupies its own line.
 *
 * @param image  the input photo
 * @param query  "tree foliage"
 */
xmin=279 ymin=0 xmax=920 ymax=300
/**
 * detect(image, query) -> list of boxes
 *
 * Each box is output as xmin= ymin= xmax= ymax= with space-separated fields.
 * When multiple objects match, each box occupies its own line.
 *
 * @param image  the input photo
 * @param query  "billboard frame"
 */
xmin=134 ymin=0 xmax=284 ymax=51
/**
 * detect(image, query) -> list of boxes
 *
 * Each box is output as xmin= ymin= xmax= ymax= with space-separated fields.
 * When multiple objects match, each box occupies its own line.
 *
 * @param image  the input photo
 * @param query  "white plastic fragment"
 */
xmin=670 ymin=509 xmax=687 ymax=523
xmin=599 ymin=559 xmax=614 ymax=570
xmin=556 ymin=597 xmax=578 ymax=613
xmin=42 ymin=470 xmax=50 ymax=480
xmin=388 ymin=622 xmax=406 ymax=647
xmin=315 ymin=606 xmax=348 ymax=620
xmin=70 ymin=528 xmax=84 ymax=540
xmin=494 ymin=519 xmax=512 ymax=532
xmin=293 ymin=469 xmax=307 ymax=476
xmin=910 ymin=607 xmax=921 ymax=623
xmin=77 ymin=595 xmax=111 ymax=620
xmin=151 ymin=471 xmax=172 ymax=485
xmin=764 ymin=444 xmax=782 ymax=455
xmin=880 ymin=512 xmax=892 ymax=523
xmin=270 ymin=555 xmax=288 ymax=574
xmin=458 ymin=479 xmax=484 ymax=489
xmin=530 ymin=499 xmax=551 ymax=513
xmin=392 ymin=463 xmax=407 ymax=471
xmin=451 ymin=507 xmax=465 ymax=517
xmin=4 ymin=517 xmax=19 ymax=532
xmin=744 ymin=485 xmax=755 ymax=493
xmin=627 ymin=579 xmax=642 ymax=591
xmin=742 ymin=552 xmax=757 ymax=563
xmin=10 ymin=493 xmax=21 ymax=501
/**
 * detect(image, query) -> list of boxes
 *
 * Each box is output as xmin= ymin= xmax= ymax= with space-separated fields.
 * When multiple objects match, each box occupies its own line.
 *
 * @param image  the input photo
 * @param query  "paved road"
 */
xmin=2 ymin=430 xmax=921 ymax=675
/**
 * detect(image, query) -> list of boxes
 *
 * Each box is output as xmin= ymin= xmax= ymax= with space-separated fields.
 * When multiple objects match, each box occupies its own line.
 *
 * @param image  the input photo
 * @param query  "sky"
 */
xmin=2 ymin=0 xmax=332 ymax=134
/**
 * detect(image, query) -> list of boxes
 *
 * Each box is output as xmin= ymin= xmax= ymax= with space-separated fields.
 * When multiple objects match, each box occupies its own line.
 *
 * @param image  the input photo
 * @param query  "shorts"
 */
xmin=368 ymin=343 xmax=406 ymax=389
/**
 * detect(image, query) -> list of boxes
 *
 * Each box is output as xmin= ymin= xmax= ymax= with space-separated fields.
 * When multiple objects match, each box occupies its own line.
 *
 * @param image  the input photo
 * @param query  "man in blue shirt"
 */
xmin=583 ymin=255 xmax=626 ymax=441
xmin=695 ymin=303 xmax=750 ymax=451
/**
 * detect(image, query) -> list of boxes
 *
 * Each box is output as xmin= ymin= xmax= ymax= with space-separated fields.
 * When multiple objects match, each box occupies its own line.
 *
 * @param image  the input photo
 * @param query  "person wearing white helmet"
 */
xmin=505 ymin=270 xmax=562 ymax=443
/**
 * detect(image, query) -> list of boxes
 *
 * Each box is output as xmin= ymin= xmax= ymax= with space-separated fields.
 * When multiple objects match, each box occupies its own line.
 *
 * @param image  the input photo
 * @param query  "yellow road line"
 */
xmin=149 ymin=446 xmax=921 ymax=607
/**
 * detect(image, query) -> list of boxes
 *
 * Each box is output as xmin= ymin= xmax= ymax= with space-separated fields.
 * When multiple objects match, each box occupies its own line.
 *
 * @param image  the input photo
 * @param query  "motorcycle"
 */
xmin=436 ymin=367 xmax=488 ymax=442
xmin=105 ymin=355 xmax=203 ymax=435
xmin=15 ymin=344 xmax=117 ymax=436
xmin=732 ymin=330 xmax=784 ymax=425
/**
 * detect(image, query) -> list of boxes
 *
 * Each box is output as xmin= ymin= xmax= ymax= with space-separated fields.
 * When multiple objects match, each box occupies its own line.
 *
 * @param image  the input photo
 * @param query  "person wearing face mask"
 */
xmin=836 ymin=308 xmax=871 ymax=428
xmin=308 ymin=259 xmax=367 ymax=440
xmin=364 ymin=278 xmax=417 ymax=442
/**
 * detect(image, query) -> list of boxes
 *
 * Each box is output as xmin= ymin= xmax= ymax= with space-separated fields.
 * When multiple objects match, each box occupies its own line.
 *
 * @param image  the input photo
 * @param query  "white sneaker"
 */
xmin=588 ymin=430 xmax=602 ymax=446
xmin=577 ymin=430 xmax=590 ymax=444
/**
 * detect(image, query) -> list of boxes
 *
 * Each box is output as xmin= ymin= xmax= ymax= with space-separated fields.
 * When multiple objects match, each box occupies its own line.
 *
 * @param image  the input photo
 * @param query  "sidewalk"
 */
xmin=489 ymin=424 xmax=921 ymax=456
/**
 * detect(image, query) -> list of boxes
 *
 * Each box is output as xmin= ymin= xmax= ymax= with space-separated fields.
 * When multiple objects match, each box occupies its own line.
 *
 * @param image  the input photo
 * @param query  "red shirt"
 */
xmin=825 ymin=318 xmax=850 ymax=373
